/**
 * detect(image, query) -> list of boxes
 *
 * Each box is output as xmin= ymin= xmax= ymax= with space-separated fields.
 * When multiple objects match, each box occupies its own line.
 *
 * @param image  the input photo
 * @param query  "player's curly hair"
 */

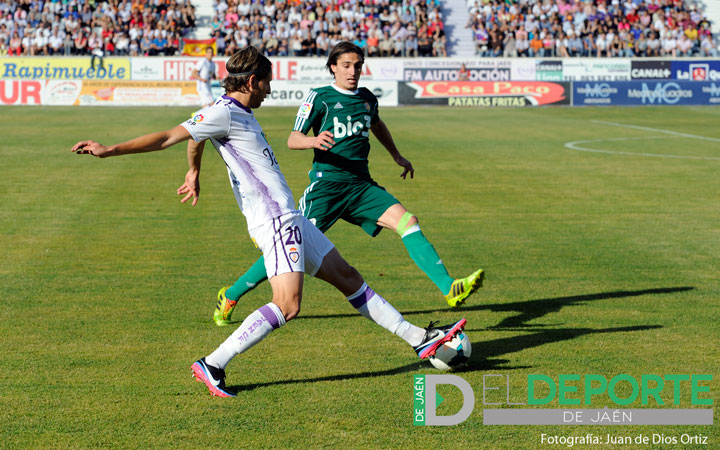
xmin=222 ymin=46 xmax=272 ymax=94
xmin=326 ymin=41 xmax=364 ymax=76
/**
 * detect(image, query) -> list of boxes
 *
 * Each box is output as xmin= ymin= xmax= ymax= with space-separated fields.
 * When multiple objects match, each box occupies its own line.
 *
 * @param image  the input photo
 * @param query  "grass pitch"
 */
xmin=1 ymin=105 xmax=718 ymax=448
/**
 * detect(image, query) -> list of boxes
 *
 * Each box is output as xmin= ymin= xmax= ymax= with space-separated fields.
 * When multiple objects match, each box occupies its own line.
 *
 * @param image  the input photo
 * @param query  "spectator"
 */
xmin=466 ymin=0 xmax=716 ymax=58
xmin=503 ymin=30 xmax=517 ymax=57
xmin=458 ymin=63 xmax=469 ymax=81
xmin=366 ymin=27 xmax=379 ymax=56
xmin=9 ymin=29 xmax=21 ymax=55
xmin=379 ymin=30 xmax=392 ymax=56
xmin=433 ymin=34 xmax=447 ymax=57
xmin=529 ymin=32 xmax=543 ymax=56
xmin=418 ymin=24 xmax=432 ymax=56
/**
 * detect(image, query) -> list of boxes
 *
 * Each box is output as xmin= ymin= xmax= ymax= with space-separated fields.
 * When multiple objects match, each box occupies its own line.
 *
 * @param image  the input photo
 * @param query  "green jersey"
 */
xmin=293 ymin=84 xmax=380 ymax=182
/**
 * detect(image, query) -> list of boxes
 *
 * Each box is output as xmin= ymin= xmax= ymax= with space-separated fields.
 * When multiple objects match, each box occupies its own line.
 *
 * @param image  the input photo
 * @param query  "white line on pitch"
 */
xmin=592 ymin=120 xmax=720 ymax=143
xmin=565 ymin=136 xmax=720 ymax=161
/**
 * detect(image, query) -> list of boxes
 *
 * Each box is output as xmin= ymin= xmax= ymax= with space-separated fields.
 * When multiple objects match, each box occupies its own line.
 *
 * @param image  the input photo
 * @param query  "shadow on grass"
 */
xmin=297 ymin=286 xmax=694 ymax=325
xmin=481 ymin=287 xmax=693 ymax=330
xmin=462 ymin=325 xmax=663 ymax=372
xmin=225 ymin=324 xmax=662 ymax=393
xmin=210 ymin=286 xmax=693 ymax=328
xmin=227 ymin=358 xmax=527 ymax=393
xmin=224 ymin=287 xmax=690 ymax=393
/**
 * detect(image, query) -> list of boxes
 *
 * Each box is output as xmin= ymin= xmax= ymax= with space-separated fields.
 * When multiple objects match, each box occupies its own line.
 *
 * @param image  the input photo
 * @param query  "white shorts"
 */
xmin=197 ymin=83 xmax=213 ymax=105
xmin=249 ymin=212 xmax=334 ymax=279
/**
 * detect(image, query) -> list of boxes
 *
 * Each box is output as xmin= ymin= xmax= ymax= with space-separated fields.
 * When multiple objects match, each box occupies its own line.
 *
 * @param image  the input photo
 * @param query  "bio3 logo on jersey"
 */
xmin=333 ymin=115 xmax=371 ymax=139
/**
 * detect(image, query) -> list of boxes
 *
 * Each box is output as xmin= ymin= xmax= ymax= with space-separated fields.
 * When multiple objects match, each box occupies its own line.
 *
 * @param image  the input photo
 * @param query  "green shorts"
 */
xmin=297 ymin=178 xmax=399 ymax=237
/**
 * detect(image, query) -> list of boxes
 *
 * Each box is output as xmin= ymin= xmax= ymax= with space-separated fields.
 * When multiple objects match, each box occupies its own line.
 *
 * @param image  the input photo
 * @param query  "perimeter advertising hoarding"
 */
xmin=130 ymin=57 xmax=395 ymax=82
xmin=403 ymin=59 xmax=512 ymax=82
xmin=572 ymin=80 xmax=720 ymax=105
xmin=263 ymin=80 xmax=398 ymax=107
xmin=0 ymin=79 xmax=88 ymax=105
xmin=630 ymin=61 xmax=672 ymax=80
xmin=74 ymin=80 xmax=200 ymax=106
xmin=0 ymin=78 xmax=396 ymax=106
xmin=0 ymin=79 xmax=44 ymax=105
xmin=399 ymin=81 xmax=571 ymax=107
xmin=1 ymin=79 xmax=201 ymax=106
xmin=670 ymin=60 xmax=720 ymax=81
xmin=535 ymin=60 xmax=563 ymax=81
xmin=0 ymin=57 xmax=130 ymax=80
xmin=563 ymin=59 xmax=631 ymax=81
xmin=511 ymin=59 xmax=536 ymax=81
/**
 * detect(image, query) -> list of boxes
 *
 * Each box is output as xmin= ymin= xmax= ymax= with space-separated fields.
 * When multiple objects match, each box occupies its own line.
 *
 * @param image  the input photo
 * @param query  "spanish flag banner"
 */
xmin=182 ymin=38 xmax=216 ymax=56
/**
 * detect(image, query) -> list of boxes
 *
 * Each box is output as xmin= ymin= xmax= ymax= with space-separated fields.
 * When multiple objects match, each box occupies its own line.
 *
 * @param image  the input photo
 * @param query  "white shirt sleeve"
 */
xmin=180 ymin=106 xmax=229 ymax=141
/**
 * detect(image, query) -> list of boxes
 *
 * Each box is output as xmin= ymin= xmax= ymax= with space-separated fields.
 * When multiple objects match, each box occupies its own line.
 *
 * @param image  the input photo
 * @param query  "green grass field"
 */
xmin=1 ymin=105 xmax=718 ymax=449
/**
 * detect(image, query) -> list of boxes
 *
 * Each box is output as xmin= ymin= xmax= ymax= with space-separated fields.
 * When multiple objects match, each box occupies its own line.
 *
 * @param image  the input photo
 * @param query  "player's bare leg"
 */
xmin=192 ymin=273 xmax=300 ymax=397
xmin=314 ymin=248 xmax=464 ymax=357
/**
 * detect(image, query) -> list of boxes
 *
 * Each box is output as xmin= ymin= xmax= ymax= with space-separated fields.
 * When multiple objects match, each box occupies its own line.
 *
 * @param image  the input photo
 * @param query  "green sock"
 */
xmin=226 ymin=256 xmax=268 ymax=300
xmin=401 ymin=230 xmax=454 ymax=295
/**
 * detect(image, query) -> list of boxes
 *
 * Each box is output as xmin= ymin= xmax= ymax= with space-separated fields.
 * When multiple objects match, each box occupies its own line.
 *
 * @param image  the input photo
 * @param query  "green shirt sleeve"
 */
xmin=293 ymin=89 xmax=325 ymax=135
xmin=359 ymin=88 xmax=380 ymax=126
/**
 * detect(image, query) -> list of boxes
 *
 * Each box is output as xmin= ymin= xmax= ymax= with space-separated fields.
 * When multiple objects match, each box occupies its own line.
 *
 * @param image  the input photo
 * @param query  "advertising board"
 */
xmin=1 ymin=58 xmax=130 ymax=80
xmin=399 ymin=81 xmax=571 ymax=107
xmin=263 ymin=80 xmax=398 ymax=107
xmin=572 ymin=80 xmax=720 ymax=105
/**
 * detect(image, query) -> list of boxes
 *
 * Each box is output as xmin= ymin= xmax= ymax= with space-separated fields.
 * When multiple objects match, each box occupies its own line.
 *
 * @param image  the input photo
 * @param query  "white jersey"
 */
xmin=180 ymin=96 xmax=296 ymax=231
xmin=194 ymin=58 xmax=215 ymax=90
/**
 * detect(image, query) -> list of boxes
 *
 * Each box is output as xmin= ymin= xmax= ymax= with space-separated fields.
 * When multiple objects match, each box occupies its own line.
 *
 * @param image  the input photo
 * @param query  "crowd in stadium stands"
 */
xmin=2 ymin=0 xmax=717 ymax=58
xmin=0 ymin=0 xmax=448 ymax=57
xmin=0 ymin=0 xmax=196 ymax=56
xmin=467 ymin=0 xmax=717 ymax=57
xmin=207 ymin=0 xmax=447 ymax=57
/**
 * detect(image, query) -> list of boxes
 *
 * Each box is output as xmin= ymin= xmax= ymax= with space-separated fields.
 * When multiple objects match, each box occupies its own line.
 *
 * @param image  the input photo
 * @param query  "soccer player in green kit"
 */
xmin=210 ymin=42 xmax=484 ymax=325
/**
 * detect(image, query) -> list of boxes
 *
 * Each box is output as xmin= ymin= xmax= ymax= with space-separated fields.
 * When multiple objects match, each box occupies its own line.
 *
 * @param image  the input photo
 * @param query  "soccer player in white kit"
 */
xmin=71 ymin=46 xmax=467 ymax=398
xmin=191 ymin=47 xmax=216 ymax=107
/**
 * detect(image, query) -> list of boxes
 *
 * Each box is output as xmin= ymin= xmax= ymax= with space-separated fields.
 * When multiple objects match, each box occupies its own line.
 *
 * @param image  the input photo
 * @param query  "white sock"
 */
xmin=347 ymin=283 xmax=426 ymax=347
xmin=205 ymin=302 xmax=286 ymax=369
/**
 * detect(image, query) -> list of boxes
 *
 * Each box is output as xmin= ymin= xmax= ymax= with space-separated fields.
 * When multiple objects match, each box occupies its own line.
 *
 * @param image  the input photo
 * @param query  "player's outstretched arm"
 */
xmin=71 ymin=125 xmax=193 ymax=158
xmin=371 ymin=119 xmax=414 ymax=179
xmin=287 ymin=130 xmax=335 ymax=151
xmin=177 ymin=139 xmax=206 ymax=207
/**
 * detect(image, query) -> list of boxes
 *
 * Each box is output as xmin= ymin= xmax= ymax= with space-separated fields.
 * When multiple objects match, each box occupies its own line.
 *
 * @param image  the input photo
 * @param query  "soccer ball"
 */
xmin=429 ymin=330 xmax=471 ymax=370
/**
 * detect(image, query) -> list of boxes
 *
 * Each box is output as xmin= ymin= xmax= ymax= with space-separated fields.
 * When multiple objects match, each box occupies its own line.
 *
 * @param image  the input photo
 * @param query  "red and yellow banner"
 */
xmin=182 ymin=39 xmax=216 ymax=57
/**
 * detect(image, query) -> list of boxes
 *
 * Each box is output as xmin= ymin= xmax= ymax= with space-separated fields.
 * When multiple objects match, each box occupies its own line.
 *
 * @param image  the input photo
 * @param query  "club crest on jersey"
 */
xmin=289 ymin=248 xmax=299 ymax=263
xmin=364 ymin=102 xmax=370 ymax=111
xmin=298 ymin=102 xmax=313 ymax=119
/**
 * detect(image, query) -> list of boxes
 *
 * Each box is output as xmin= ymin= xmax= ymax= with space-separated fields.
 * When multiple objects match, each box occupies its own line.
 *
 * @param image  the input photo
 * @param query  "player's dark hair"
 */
xmin=326 ymin=41 xmax=364 ymax=76
xmin=223 ymin=46 xmax=272 ymax=94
